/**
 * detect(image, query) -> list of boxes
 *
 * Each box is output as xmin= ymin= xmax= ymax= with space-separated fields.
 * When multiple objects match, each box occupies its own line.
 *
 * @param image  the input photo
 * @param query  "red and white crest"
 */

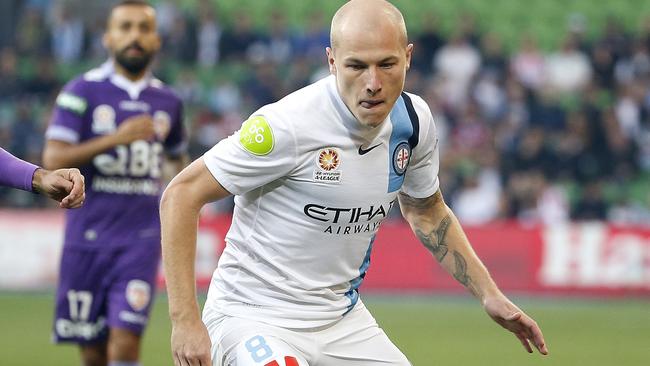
xmin=126 ymin=280 xmax=151 ymax=312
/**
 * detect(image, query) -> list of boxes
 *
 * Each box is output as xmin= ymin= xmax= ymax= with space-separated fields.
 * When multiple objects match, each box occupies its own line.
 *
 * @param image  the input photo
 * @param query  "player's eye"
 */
xmin=380 ymin=63 xmax=395 ymax=69
xmin=347 ymin=64 xmax=365 ymax=71
xmin=139 ymin=23 xmax=152 ymax=33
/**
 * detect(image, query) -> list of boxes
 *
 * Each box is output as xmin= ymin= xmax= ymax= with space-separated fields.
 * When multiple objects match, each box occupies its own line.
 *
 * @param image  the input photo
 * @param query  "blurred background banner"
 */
xmin=2 ymin=210 xmax=649 ymax=296
xmin=1 ymin=0 xmax=650 ymax=291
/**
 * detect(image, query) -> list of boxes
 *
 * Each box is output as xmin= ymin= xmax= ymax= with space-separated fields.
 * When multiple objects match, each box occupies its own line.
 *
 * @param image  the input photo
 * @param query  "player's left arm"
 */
xmin=398 ymin=190 xmax=549 ymax=355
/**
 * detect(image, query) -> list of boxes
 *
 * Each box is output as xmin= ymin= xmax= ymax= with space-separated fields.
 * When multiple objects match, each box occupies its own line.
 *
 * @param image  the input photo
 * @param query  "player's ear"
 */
xmin=102 ymin=32 xmax=110 ymax=50
xmin=405 ymin=43 xmax=413 ymax=71
xmin=153 ymin=33 xmax=162 ymax=52
xmin=326 ymin=47 xmax=337 ymax=75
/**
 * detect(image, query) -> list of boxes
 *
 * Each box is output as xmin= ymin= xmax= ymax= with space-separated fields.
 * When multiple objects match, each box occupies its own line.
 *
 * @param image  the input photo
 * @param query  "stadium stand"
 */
xmin=0 ymin=0 xmax=649 ymax=225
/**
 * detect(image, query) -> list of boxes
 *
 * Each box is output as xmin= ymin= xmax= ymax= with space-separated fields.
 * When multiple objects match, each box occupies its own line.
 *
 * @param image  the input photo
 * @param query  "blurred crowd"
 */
xmin=1 ymin=0 xmax=649 ymax=226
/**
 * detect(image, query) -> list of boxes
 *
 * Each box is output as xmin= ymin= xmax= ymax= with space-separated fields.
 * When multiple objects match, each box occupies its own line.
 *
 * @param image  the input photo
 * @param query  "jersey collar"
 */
xmin=102 ymin=59 xmax=153 ymax=100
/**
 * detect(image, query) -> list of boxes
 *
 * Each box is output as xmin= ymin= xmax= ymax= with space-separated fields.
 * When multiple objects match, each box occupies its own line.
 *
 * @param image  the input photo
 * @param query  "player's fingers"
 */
xmin=516 ymin=332 xmax=533 ymax=353
xmin=527 ymin=322 xmax=549 ymax=355
xmin=66 ymin=170 xmax=85 ymax=200
xmin=61 ymin=191 xmax=85 ymax=208
xmin=173 ymin=352 xmax=182 ymax=366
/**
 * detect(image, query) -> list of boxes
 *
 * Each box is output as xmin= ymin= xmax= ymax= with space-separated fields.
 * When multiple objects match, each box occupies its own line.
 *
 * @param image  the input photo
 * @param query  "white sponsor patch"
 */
xmin=92 ymin=104 xmax=116 ymax=134
xmin=313 ymin=148 xmax=342 ymax=183
xmin=119 ymin=100 xmax=150 ymax=112
xmin=126 ymin=279 xmax=151 ymax=312
xmin=55 ymin=317 xmax=106 ymax=340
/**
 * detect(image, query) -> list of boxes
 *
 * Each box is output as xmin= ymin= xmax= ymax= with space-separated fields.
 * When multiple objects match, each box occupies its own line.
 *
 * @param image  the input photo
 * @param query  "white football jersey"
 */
xmin=202 ymin=75 xmax=439 ymax=328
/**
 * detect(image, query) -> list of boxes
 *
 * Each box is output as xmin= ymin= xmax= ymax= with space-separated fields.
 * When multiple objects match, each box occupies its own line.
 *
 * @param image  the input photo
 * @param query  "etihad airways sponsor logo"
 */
xmin=303 ymin=201 xmax=396 ymax=235
xmin=304 ymin=202 xmax=395 ymax=224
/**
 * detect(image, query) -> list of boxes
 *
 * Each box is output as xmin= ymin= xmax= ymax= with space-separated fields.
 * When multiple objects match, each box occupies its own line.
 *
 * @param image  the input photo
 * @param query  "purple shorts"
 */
xmin=52 ymin=242 xmax=160 ymax=344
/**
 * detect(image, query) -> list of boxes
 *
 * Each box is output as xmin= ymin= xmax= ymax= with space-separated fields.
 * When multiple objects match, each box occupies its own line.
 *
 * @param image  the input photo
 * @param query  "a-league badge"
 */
xmin=392 ymin=142 xmax=411 ymax=176
xmin=92 ymin=104 xmax=116 ymax=134
xmin=313 ymin=147 xmax=342 ymax=183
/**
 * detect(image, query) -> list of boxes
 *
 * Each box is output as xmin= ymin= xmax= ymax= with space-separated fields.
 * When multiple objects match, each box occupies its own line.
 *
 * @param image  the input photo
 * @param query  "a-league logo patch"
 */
xmin=313 ymin=148 xmax=342 ymax=183
xmin=92 ymin=104 xmax=116 ymax=134
xmin=392 ymin=142 xmax=411 ymax=176
xmin=126 ymin=280 xmax=151 ymax=312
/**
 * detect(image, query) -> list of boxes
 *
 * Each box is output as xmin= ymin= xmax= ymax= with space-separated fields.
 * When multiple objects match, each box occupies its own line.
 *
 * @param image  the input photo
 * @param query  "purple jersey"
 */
xmin=0 ymin=147 xmax=38 ymax=192
xmin=46 ymin=61 xmax=186 ymax=249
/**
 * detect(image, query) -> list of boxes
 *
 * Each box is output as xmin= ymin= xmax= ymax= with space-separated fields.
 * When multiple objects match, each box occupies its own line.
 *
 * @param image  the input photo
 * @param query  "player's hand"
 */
xmin=115 ymin=114 xmax=156 ymax=144
xmin=171 ymin=318 xmax=212 ymax=366
xmin=32 ymin=168 xmax=85 ymax=208
xmin=483 ymin=294 xmax=549 ymax=355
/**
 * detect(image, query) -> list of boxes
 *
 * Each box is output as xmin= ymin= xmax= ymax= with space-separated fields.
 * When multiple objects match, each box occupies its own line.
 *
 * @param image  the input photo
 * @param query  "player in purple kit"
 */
xmin=42 ymin=1 xmax=188 ymax=365
xmin=0 ymin=147 xmax=85 ymax=208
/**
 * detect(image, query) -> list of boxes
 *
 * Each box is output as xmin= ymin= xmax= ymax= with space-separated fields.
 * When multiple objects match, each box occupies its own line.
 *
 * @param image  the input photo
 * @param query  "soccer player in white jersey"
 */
xmin=161 ymin=1 xmax=549 ymax=365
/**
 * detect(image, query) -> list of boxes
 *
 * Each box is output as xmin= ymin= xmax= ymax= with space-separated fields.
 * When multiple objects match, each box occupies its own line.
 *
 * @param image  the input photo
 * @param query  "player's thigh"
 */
xmin=320 ymin=303 xmax=411 ymax=366
xmin=205 ymin=314 xmax=309 ymax=366
xmin=106 ymin=243 xmax=159 ymax=335
xmin=53 ymin=247 xmax=112 ymax=343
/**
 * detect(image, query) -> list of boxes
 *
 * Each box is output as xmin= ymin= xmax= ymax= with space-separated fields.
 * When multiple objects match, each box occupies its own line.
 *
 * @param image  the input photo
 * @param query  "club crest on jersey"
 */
xmin=153 ymin=110 xmax=171 ymax=140
xmin=126 ymin=280 xmax=151 ymax=312
xmin=92 ymin=104 xmax=116 ymax=134
xmin=313 ymin=147 xmax=342 ymax=183
xmin=392 ymin=142 xmax=411 ymax=176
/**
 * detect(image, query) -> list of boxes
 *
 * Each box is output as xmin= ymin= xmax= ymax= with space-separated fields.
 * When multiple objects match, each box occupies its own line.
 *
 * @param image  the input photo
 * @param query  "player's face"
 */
xmin=104 ymin=5 xmax=160 ymax=76
xmin=327 ymin=29 xmax=412 ymax=128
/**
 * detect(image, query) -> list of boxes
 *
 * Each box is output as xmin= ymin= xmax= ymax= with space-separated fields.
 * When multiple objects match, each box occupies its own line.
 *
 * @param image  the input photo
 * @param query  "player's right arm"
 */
xmin=43 ymin=114 xmax=155 ymax=169
xmin=160 ymin=157 xmax=231 ymax=366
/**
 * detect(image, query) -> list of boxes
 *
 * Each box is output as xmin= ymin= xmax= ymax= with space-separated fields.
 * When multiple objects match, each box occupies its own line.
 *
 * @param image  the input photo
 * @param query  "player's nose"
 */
xmin=365 ymin=67 xmax=382 ymax=95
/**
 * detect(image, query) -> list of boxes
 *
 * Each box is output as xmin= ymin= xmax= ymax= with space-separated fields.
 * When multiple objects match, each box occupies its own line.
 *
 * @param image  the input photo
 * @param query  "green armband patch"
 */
xmin=56 ymin=92 xmax=87 ymax=115
xmin=239 ymin=116 xmax=274 ymax=156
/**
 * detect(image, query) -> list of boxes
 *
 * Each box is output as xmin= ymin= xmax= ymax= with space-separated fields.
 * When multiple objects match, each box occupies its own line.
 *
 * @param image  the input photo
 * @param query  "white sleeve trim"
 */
xmin=45 ymin=125 xmax=79 ymax=143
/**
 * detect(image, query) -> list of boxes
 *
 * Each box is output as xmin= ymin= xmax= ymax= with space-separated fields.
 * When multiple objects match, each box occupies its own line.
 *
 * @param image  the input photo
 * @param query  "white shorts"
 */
xmin=203 ymin=301 xmax=411 ymax=366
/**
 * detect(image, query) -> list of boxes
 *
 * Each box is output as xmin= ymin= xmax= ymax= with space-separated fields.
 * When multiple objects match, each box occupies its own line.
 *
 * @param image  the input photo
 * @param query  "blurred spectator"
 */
xmin=479 ymin=33 xmax=507 ymax=80
xmin=451 ymin=151 xmax=502 ymax=225
xmin=15 ymin=6 xmax=50 ymax=57
xmin=0 ymin=47 xmax=21 ymax=100
xmin=220 ymin=12 xmax=259 ymax=62
xmin=511 ymin=35 xmax=545 ymax=90
xmin=544 ymin=35 xmax=592 ymax=93
xmin=263 ymin=11 xmax=294 ymax=65
xmin=292 ymin=10 xmax=330 ymax=62
xmin=572 ymin=181 xmax=608 ymax=220
xmin=163 ymin=11 xmax=196 ymax=64
xmin=50 ymin=3 xmax=84 ymax=63
xmin=590 ymin=42 xmax=616 ymax=89
xmin=434 ymin=32 xmax=481 ymax=110
xmin=23 ymin=56 xmax=60 ymax=99
xmin=196 ymin=2 xmax=221 ymax=67
xmin=411 ymin=13 xmax=444 ymax=74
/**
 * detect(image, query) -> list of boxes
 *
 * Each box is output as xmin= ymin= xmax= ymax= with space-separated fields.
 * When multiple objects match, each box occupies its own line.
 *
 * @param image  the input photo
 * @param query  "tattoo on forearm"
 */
xmin=415 ymin=215 xmax=451 ymax=262
xmin=452 ymin=250 xmax=471 ymax=286
xmin=398 ymin=191 xmax=443 ymax=210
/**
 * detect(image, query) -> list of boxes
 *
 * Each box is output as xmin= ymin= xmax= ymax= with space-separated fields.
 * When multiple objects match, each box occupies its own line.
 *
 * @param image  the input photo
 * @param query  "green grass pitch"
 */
xmin=0 ymin=293 xmax=648 ymax=365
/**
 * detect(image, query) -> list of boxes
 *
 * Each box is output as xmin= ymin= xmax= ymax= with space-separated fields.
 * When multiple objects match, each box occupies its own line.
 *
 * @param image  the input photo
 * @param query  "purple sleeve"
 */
xmin=164 ymin=99 xmax=187 ymax=157
xmin=45 ymin=78 xmax=88 ymax=143
xmin=0 ymin=148 xmax=38 ymax=192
